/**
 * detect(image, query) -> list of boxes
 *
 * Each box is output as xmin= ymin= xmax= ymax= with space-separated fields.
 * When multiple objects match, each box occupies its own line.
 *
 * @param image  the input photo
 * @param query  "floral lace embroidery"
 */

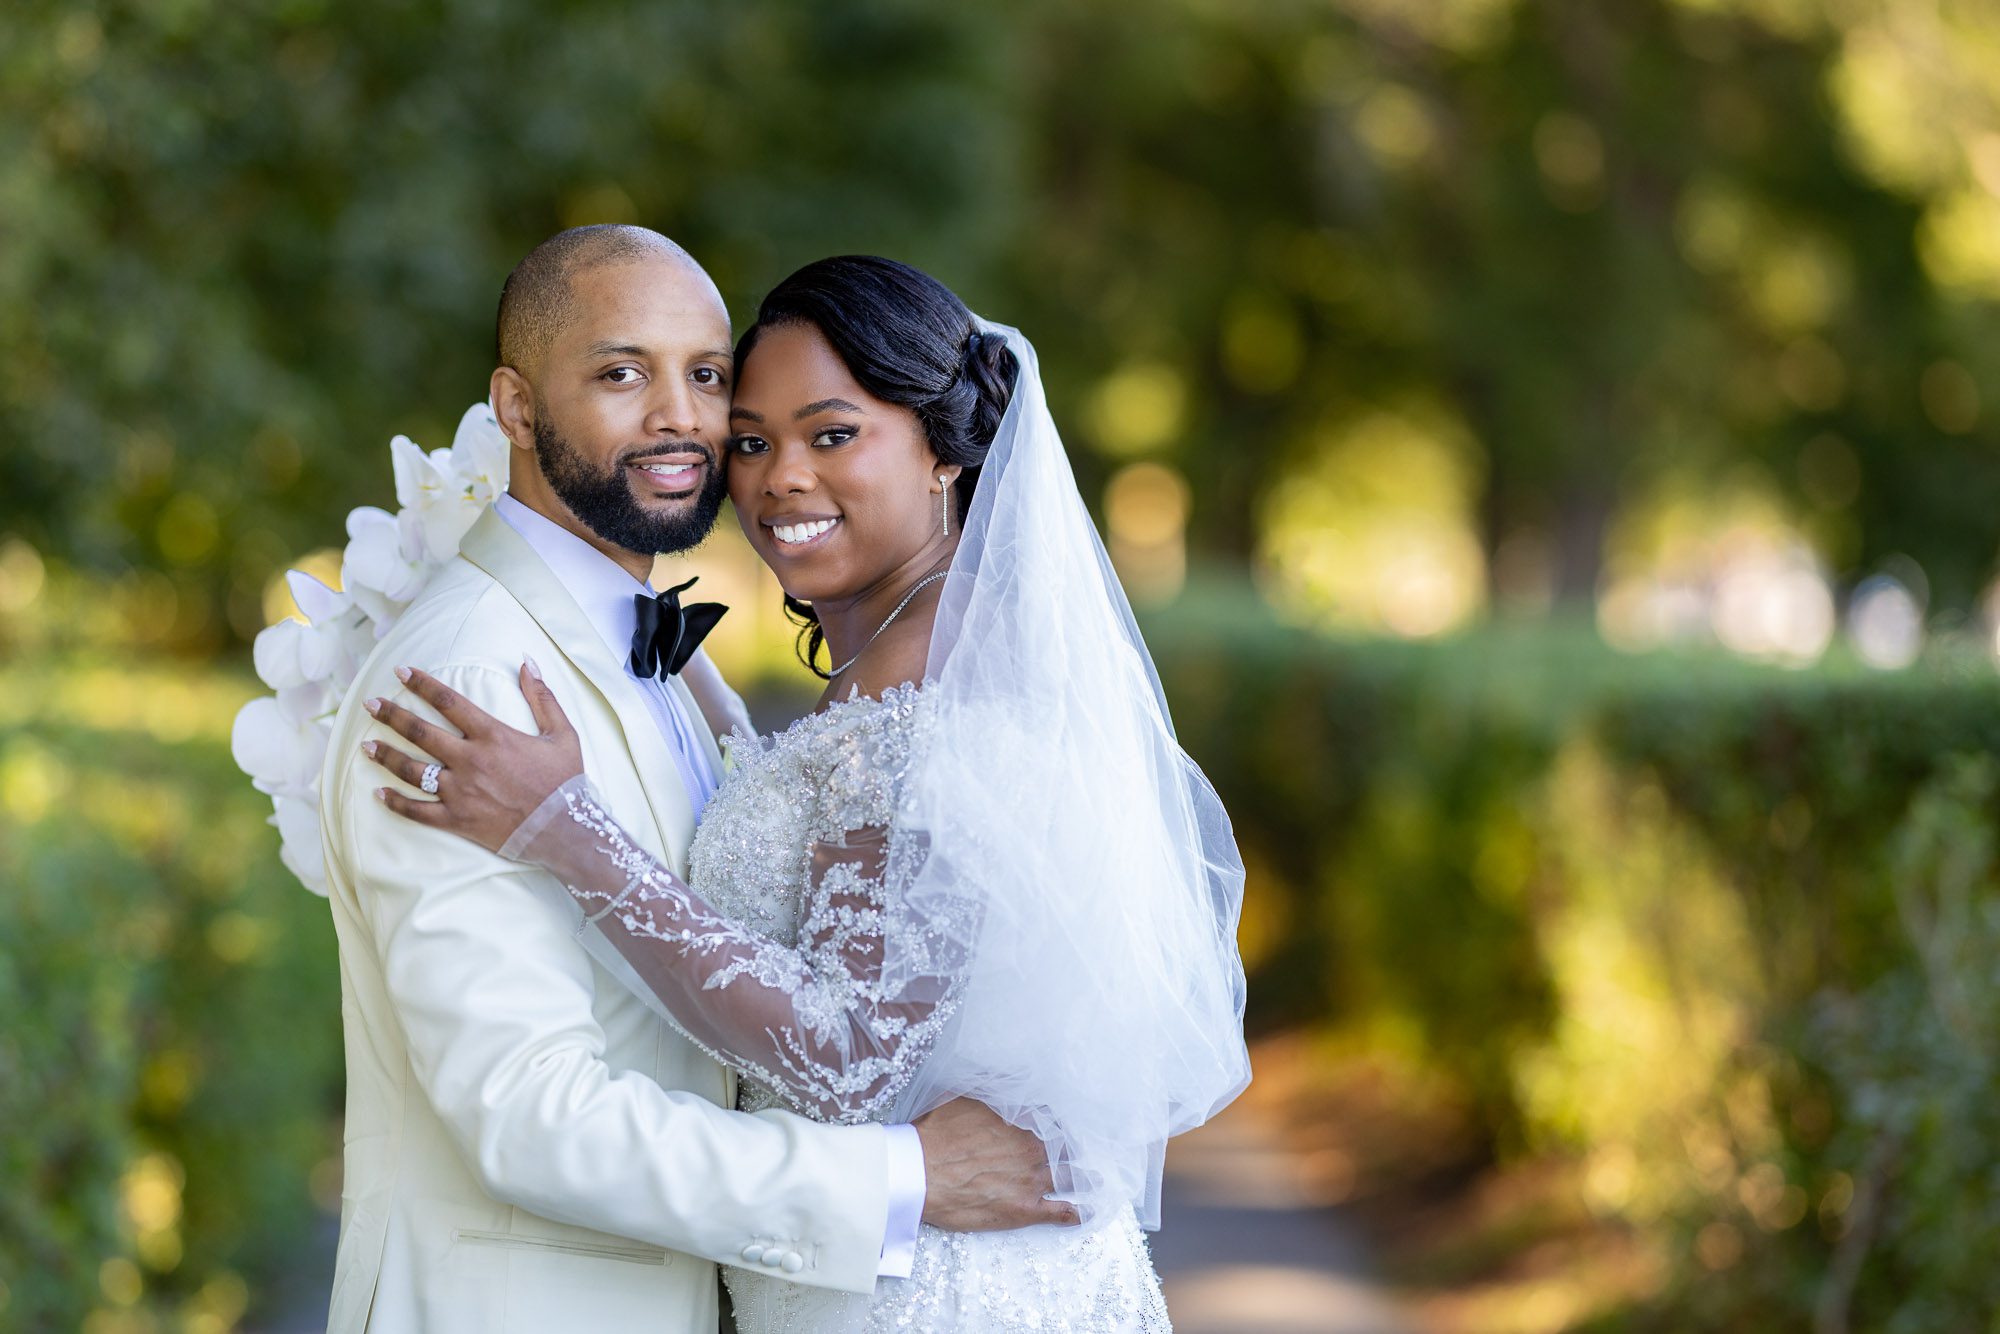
xmin=545 ymin=686 xmax=961 ymax=1126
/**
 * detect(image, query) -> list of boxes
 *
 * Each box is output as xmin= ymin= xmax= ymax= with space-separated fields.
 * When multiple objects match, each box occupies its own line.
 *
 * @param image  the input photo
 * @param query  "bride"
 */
xmin=360 ymin=255 xmax=1249 ymax=1331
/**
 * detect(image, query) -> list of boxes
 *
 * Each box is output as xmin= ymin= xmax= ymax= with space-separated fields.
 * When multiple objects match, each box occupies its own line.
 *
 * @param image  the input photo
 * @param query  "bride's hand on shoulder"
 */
xmin=361 ymin=660 xmax=583 ymax=854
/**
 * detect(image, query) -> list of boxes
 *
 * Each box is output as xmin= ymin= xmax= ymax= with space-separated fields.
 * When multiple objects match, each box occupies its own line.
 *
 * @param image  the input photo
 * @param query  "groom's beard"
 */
xmin=533 ymin=415 xmax=727 ymax=557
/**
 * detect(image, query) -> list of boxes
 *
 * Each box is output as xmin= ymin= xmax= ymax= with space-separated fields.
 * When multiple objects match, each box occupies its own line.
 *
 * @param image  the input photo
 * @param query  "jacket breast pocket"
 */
xmin=451 ymin=1227 xmax=673 ymax=1268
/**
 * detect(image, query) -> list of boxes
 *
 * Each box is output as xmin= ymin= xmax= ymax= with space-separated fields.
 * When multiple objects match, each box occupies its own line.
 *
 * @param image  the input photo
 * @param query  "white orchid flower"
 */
xmin=252 ymin=618 xmax=314 ymax=691
xmin=391 ymin=433 xmax=487 ymax=563
xmin=275 ymin=680 xmax=334 ymax=727
xmin=326 ymin=608 xmax=381 ymax=689
xmin=312 ymin=566 xmax=374 ymax=662
xmin=449 ymin=402 xmax=511 ymax=507
xmin=390 ymin=433 xmax=447 ymax=511
xmin=419 ymin=493 xmax=485 ymax=563
xmin=342 ymin=505 xmax=434 ymax=637
xmin=272 ymin=793 xmax=329 ymax=896
xmin=287 ymin=568 xmax=350 ymax=624
xmin=232 ymin=695 xmax=330 ymax=796
xmin=353 ymin=589 xmax=407 ymax=638
xmin=252 ymin=568 xmax=365 ymax=691
xmin=311 ymin=620 xmax=365 ymax=685
xmin=343 ymin=505 xmax=430 ymax=605
xmin=244 ymin=399 xmax=508 ymax=896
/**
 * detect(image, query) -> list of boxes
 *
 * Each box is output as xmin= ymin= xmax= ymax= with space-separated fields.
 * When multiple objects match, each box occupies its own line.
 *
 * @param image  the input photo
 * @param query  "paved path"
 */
xmin=1153 ymin=1092 xmax=1415 ymax=1334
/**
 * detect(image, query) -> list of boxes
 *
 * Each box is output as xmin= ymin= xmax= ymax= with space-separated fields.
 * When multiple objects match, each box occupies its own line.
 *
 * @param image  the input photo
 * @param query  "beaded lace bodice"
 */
xmin=688 ymin=685 xmax=928 ymax=959
xmin=504 ymin=683 xmax=960 ymax=1128
xmin=687 ymin=683 xmax=942 ymax=1119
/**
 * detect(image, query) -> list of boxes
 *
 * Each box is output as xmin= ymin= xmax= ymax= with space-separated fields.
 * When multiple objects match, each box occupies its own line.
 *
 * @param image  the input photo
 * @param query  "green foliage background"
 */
xmin=8 ymin=0 xmax=2000 ymax=637
xmin=0 ymin=656 xmax=339 ymax=1330
xmin=1153 ymin=591 xmax=2000 ymax=1329
xmin=8 ymin=0 xmax=2000 ymax=1329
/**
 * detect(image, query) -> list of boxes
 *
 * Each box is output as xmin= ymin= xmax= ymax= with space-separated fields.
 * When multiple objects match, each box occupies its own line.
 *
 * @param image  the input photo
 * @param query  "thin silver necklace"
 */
xmin=827 ymin=569 xmax=951 ymax=680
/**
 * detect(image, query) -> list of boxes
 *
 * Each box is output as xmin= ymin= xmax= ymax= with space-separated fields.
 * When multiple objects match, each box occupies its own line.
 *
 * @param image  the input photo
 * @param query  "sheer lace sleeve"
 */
xmin=503 ymin=721 xmax=961 ymax=1125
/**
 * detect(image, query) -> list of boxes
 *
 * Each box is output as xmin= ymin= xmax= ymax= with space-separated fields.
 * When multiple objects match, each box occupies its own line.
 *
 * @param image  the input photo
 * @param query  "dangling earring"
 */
xmin=939 ymin=475 xmax=952 ymax=537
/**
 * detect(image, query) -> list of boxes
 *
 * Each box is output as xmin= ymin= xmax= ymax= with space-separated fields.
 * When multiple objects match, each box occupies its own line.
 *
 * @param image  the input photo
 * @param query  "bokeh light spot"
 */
xmin=1919 ymin=359 xmax=1981 ymax=433
xmin=156 ymin=494 xmax=220 ymax=566
xmin=1085 ymin=362 xmax=1186 ymax=457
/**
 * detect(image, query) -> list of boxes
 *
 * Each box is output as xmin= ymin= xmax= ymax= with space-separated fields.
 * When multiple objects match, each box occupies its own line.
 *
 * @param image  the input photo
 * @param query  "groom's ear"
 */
xmin=490 ymin=366 xmax=538 ymax=453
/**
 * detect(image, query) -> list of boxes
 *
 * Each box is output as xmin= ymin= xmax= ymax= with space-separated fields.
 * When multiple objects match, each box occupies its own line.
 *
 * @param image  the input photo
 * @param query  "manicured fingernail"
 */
xmin=365 ymin=698 xmax=382 ymax=716
xmin=523 ymin=655 xmax=543 ymax=681
xmin=395 ymin=666 xmax=413 ymax=683
xmin=361 ymin=741 xmax=377 ymax=758
xmin=374 ymin=787 xmax=388 ymax=802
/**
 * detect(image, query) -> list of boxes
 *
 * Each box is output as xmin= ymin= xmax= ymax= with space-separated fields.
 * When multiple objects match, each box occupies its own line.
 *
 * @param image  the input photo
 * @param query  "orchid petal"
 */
xmin=416 ymin=495 xmax=483 ymax=562
xmin=450 ymin=403 xmax=512 ymax=502
xmin=345 ymin=504 xmax=398 ymax=542
xmin=344 ymin=506 xmax=430 ymax=602
xmin=390 ymin=434 xmax=430 ymax=511
xmin=233 ymin=696 xmax=317 ymax=789
xmin=285 ymin=569 xmax=349 ymax=625
xmin=273 ymin=794 xmax=329 ymax=895
xmin=275 ymin=679 xmax=333 ymax=726
xmin=348 ymin=583 xmax=412 ymax=633
xmin=252 ymin=618 xmax=311 ymax=691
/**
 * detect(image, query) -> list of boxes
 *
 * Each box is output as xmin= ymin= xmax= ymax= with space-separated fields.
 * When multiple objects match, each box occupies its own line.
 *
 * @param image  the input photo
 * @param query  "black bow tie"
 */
xmin=630 ymin=578 xmax=727 ymax=678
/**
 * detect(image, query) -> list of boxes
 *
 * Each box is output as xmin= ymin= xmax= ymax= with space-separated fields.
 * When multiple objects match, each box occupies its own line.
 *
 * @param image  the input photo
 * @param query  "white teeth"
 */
xmin=773 ymin=518 xmax=839 ymax=545
xmin=640 ymin=463 xmax=694 ymax=477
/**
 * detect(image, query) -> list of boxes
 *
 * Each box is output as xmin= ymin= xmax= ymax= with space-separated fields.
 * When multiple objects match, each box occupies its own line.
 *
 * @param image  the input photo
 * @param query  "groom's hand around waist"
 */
xmin=913 ymin=1098 xmax=1080 ymax=1230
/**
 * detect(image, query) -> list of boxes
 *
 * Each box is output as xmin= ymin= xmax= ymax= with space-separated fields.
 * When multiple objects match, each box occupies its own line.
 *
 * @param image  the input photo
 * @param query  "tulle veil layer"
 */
xmin=885 ymin=321 xmax=1249 ymax=1227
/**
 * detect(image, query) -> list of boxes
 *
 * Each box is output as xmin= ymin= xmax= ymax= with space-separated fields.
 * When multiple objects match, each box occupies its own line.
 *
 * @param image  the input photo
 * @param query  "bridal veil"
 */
xmin=886 ymin=321 xmax=1249 ymax=1228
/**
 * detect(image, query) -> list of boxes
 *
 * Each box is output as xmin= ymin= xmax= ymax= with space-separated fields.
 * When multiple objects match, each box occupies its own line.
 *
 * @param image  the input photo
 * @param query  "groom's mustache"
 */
xmin=617 ymin=440 xmax=717 ymax=470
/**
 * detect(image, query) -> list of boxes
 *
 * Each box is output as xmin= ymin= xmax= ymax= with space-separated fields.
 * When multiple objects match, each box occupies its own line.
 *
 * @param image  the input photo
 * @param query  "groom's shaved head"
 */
xmin=496 ymin=225 xmax=706 ymax=374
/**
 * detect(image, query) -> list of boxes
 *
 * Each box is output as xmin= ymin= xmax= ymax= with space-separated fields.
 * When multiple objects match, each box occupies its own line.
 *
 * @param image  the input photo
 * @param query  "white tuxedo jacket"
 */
xmin=319 ymin=507 xmax=888 ymax=1333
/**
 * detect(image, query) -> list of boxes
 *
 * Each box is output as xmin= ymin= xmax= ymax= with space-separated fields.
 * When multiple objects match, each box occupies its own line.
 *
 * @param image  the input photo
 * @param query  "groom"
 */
xmin=317 ymin=226 xmax=1064 ymax=1333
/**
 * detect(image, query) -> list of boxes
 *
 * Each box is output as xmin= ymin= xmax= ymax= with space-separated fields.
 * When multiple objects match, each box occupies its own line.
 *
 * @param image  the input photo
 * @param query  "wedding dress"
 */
xmin=503 ymin=683 xmax=1172 ymax=1331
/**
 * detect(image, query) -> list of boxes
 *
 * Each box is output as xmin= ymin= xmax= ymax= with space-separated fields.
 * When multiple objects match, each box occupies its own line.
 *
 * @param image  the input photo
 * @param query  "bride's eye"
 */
xmin=811 ymin=427 xmax=855 ymax=448
xmin=727 ymin=434 xmax=769 ymax=456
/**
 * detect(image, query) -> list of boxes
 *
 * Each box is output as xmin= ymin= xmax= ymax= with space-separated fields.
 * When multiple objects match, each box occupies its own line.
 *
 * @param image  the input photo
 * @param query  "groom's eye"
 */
xmin=601 ymin=367 xmax=643 ymax=384
xmin=691 ymin=367 xmax=727 ymax=387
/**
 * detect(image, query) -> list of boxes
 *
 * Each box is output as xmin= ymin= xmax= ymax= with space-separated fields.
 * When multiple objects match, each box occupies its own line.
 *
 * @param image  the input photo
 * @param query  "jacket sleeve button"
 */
xmin=781 ymin=1251 xmax=805 ymax=1273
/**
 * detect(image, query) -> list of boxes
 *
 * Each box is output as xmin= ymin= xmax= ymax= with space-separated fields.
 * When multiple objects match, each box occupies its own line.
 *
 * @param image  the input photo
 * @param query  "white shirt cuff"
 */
xmin=876 ymin=1122 xmax=926 ymax=1278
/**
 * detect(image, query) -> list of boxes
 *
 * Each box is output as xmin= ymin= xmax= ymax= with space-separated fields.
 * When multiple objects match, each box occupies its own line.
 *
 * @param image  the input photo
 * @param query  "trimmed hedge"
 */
xmin=0 ymin=658 xmax=341 ymax=1330
xmin=12 ymin=588 xmax=2000 ymax=1330
xmin=1145 ymin=587 xmax=2000 ymax=1330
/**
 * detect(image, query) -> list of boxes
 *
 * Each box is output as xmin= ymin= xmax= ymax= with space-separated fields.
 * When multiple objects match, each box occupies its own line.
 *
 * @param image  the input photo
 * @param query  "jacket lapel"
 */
xmin=664 ymin=672 xmax=727 ymax=778
xmin=458 ymin=506 xmax=696 ymax=859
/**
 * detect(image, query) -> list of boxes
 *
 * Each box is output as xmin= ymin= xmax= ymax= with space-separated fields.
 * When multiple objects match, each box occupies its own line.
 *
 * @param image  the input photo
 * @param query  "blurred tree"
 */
xmin=0 ymin=0 xmax=1026 ymax=647
xmin=1007 ymin=0 xmax=2000 ymax=608
xmin=6 ymin=0 xmax=2000 ymax=642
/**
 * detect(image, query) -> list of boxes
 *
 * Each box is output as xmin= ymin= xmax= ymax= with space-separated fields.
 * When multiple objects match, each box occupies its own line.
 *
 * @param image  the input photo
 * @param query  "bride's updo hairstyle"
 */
xmin=734 ymin=255 xmax=1019 ymax=675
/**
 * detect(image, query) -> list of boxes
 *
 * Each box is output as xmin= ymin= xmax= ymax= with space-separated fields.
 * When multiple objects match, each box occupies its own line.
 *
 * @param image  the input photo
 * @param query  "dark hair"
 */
xmin=735 ymin=255 xmax=1019 ymax=676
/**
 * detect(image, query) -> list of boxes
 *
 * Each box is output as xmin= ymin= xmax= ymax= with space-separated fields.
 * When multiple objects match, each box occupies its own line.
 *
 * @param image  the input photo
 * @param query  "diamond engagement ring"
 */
xmin=419 ymin=762 xmax=443 ymax=795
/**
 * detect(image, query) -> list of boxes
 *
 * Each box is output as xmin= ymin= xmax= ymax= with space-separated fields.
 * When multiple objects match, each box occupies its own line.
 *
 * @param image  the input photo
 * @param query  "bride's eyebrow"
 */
xmin=729 ymin=405 xmax=763 ymax=423
xmin=793 ymin=397 xmax=863 ymax=419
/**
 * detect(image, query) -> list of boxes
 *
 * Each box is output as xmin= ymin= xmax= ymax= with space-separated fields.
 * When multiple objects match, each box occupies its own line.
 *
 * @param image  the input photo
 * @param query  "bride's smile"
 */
xmin=763 ymin=514 xmax=842 ymax=547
